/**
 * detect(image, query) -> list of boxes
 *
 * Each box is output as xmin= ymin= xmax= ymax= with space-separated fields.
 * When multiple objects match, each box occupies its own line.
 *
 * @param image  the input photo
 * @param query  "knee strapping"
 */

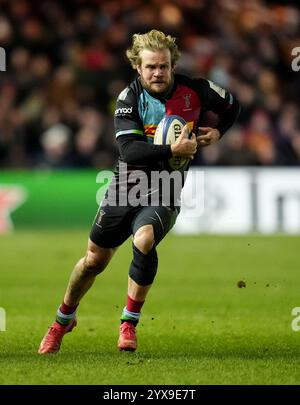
xmin=129 ymin=244 xmax=158 ymax=286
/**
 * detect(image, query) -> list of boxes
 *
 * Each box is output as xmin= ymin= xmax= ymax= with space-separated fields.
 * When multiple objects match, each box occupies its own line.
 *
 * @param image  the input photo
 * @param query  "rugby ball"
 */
xmin=154 ymin=115 xmax=190 ymax=170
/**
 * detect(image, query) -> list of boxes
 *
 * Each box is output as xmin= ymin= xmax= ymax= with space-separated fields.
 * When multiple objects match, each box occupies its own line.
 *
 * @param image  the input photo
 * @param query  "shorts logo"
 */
xmin=115 ymin=107 xmax=133 ymax=115
xmin=97 ymin=209 xmax=106 ymax=225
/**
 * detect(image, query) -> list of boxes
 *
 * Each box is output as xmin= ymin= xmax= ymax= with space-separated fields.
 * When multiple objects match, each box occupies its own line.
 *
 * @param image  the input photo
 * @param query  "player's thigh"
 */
xmin=89 ymin=204 xmax=133 ymax=248
xmin=132 ymin=206 xmax=178 ymax=246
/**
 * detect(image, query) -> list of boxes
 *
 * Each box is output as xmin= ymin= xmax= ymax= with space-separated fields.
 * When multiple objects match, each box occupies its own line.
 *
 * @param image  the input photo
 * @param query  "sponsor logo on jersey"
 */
xmin=115 ymin=106 xmax=133 ymax=116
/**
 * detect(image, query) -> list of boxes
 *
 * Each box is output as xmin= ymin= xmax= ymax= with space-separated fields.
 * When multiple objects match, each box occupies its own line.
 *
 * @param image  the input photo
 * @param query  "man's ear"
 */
xmin=137 ymin=65 xmax=142 ymax=75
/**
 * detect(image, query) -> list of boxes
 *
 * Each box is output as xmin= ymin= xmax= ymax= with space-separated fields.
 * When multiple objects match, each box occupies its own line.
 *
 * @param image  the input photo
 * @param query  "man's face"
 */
xmin=137 ymin=49 xmax=174 ymax=94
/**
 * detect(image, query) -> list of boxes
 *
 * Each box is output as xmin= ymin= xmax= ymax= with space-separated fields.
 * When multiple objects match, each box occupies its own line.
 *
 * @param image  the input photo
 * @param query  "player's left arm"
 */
xmin=195 ymin=79 xmax=241 ymax=147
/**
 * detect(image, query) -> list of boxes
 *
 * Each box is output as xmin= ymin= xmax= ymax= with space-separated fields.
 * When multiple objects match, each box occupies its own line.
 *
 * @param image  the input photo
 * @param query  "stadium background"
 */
xmin=1 ymin=0 xmax=300 ymax=386
xmin=0 ymin=0 xmax=300 ymax=170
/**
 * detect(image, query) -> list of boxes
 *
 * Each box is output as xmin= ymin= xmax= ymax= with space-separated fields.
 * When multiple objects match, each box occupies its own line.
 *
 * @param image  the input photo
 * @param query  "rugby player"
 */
xmin=38 ymin=30 xmax=240 ymax=354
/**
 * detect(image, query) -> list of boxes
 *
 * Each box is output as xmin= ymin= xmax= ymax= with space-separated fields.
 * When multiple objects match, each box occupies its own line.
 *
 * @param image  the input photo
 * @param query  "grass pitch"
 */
xmin=0 ymin=230 xmax=300 ymax=385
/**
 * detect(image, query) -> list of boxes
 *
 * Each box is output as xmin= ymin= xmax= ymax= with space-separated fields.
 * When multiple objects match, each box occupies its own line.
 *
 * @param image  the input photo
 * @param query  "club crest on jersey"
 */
xmin=115 ymin=106 xmax=133 ymax=116
xmin=183 ymin=94 xmax=192 ymax=111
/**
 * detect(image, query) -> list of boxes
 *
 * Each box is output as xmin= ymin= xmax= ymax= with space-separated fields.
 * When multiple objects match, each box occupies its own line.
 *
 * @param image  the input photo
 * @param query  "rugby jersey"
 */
xmin=109 ymin=73 xmax=240 ymax=204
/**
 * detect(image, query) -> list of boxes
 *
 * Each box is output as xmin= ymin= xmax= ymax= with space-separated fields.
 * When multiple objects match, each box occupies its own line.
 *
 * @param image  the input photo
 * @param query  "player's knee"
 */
xmin=83 ymin=250 xmax=109 ymax=276
xmin=133 ymin=225 xmax=155 ymax=255
xmin=129 ymin=245 xmax=158 ymax=286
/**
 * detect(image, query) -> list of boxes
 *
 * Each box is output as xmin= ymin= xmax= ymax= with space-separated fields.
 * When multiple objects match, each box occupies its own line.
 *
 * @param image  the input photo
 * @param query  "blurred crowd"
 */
xmin=0 ymin=0 xmax=299 ymax=169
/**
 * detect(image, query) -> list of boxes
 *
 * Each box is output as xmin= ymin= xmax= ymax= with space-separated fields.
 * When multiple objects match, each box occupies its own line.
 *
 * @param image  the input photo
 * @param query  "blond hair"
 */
xmin=126 ymin=30 xmax=181 ymax=69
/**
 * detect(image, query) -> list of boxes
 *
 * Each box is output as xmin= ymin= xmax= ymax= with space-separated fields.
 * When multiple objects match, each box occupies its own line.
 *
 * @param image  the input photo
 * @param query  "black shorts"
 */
xmin=90 ymin=203 xmax=178 ymax=249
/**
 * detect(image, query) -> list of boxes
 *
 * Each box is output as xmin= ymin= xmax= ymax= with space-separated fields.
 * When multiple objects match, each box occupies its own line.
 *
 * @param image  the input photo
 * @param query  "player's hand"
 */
xmin=197 ymin=127 xmax=221 ymax=147
xmin=171 ymin=125 xmax=197 ymax=159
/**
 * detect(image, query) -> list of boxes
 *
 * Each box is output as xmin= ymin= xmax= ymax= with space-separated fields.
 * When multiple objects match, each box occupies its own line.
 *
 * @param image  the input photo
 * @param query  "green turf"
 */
xmin=1 ymin=230 xmax=300 ymax=385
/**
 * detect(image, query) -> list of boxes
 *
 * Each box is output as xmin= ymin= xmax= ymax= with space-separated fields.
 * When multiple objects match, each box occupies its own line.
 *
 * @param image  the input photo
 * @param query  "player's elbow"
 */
xmin=118 ymin=144 xmax=138 ymax=164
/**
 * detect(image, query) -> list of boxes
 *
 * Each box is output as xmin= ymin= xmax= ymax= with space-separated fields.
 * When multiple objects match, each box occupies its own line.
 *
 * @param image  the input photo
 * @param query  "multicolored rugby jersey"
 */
xmin=115 ymin=73 xmax=234 ymax=144
xmin=109 ymin=73 xmax=239 ymax=205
